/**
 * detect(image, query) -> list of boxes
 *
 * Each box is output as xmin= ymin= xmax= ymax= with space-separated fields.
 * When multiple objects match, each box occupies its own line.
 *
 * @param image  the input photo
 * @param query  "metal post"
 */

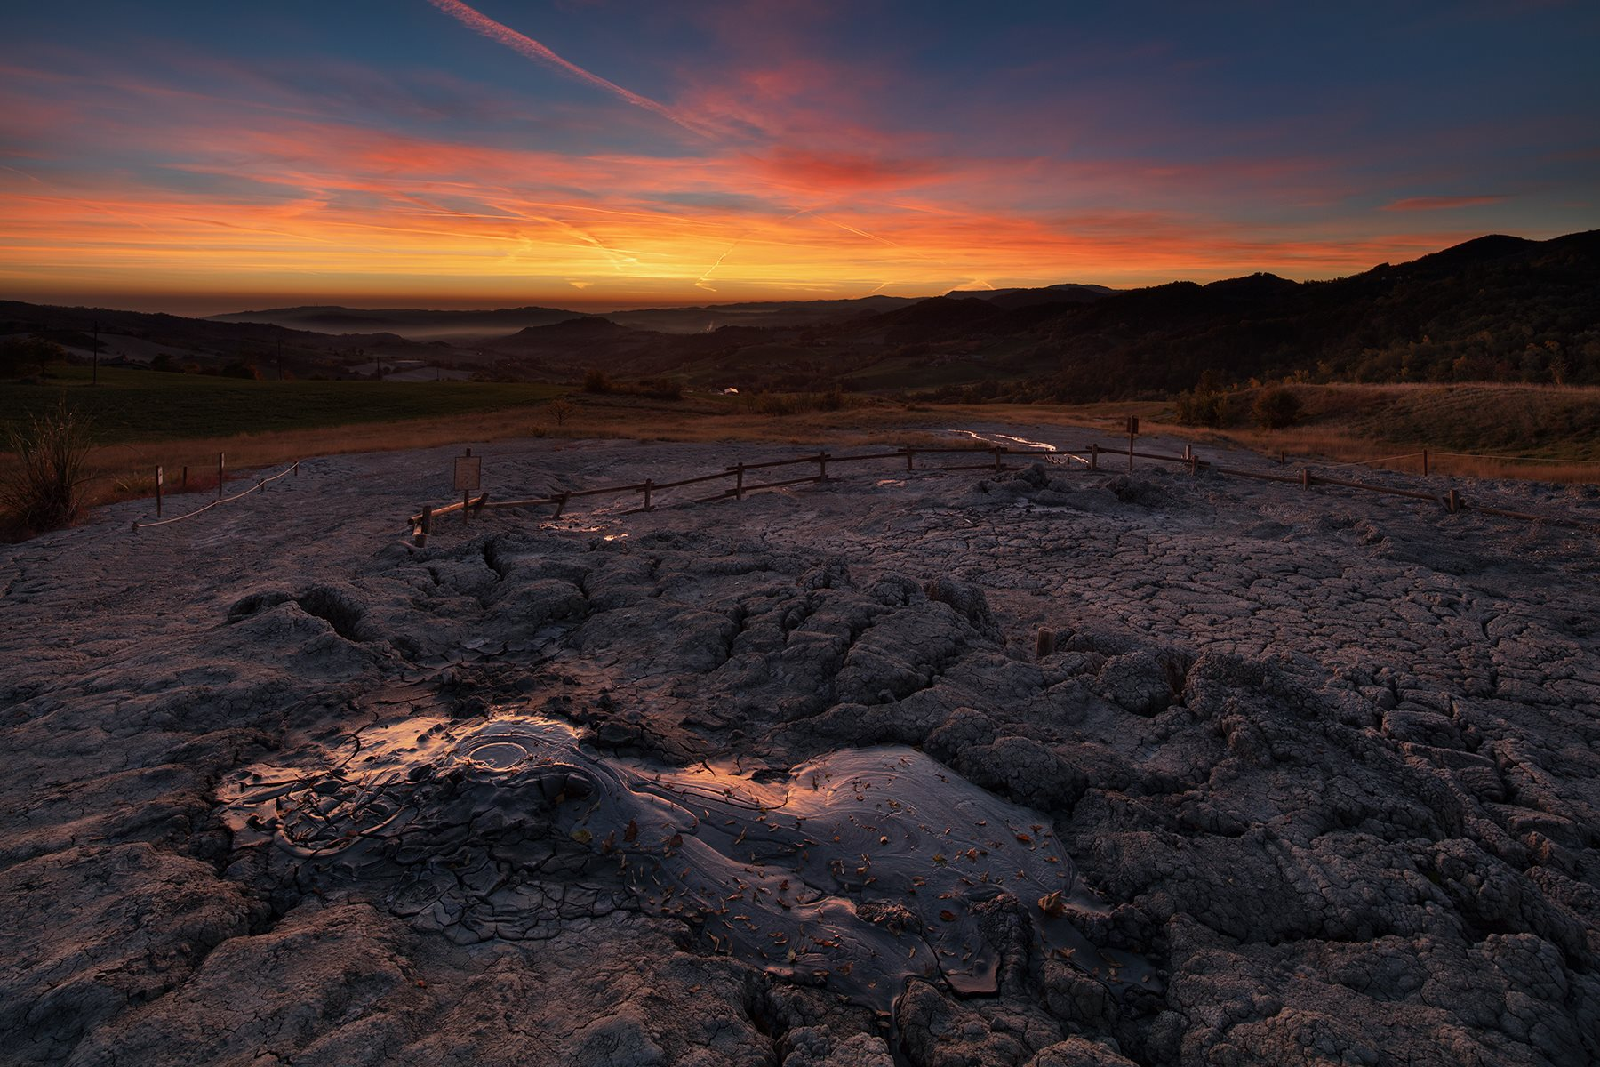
xmin=155 ymin=466 xmax=163 ymax=518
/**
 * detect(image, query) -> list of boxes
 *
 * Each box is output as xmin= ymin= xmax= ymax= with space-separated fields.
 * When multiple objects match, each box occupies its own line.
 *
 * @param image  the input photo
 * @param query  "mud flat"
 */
xmin=2 ymin=431 xmax=1598 ymax=1066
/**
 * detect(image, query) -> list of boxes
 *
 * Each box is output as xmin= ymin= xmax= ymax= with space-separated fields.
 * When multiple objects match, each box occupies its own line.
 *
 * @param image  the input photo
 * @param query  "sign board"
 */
xmin=1125 ymin=415 xmax=1140 ymax=435
xmin=453 ymin=454 xmax=482 ymax=492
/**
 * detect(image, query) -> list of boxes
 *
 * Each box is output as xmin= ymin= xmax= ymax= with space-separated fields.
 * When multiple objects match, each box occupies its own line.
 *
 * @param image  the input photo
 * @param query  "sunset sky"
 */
xmin=3 ymin=1 xmax=1596 ymax=314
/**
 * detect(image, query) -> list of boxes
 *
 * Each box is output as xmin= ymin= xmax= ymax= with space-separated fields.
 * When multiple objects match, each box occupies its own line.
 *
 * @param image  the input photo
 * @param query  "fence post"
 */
xmin=217 ymin=452 xmax=225 ymax=499
xmin=417 ymin=506 xmax=432 ymax=547
xmin=182 ymin=465 xmax=189 ymax=491
xmin=293 ymin=460 xmax=300 ymax=477
xmin=643 ymin=479 xmax=654 ymax=511
xmin=1422 ymin=449 xmax=1430 ymax=477
xmin=819 ymin=451 xmax=830 ymax=481
xmin=735 ymin=463 xmax=745 ymax=501
xmin=905 ymin=448 xmax=915 ymax=472
xmin=993 ymin=445 xmax=1003 ymax=471
xmin=462 ymin=488 xmax=470 ymax=525
xmin=1300 ymin=468 xmax=1311 ymax=490
xmin=1188 ymin=451 xmax=1198 ymax=476
xmin=1279 ymin=450 xmax=1286 ymax=466
xmin=1090 ymin=444 xmax=1099 ymax=470
xmin=554 ymin=491 xmax=569 ymax=518
xmin=1447 ymin=488 xmax=1460 ymax=514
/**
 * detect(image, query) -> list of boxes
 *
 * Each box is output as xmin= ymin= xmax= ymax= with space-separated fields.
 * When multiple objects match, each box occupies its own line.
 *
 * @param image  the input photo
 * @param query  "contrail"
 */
xmin=425 ymin=0 xmax=709 ymax=136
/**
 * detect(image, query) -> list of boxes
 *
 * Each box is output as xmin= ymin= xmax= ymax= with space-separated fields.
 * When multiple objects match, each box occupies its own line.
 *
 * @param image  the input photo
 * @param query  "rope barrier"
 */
xmin=1316 ymin=451 xmax=1424 ymax=471
xmin=1431 ymin=451 xmax=1578 ymax=464
xmin=132 ymin=460 xmax=299 ymax=531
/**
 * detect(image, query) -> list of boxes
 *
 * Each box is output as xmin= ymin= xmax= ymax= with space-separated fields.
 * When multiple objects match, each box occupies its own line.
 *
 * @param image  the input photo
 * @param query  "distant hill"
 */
xmin=211 ymin=295 xmax=925 ymax=338
xmin=210 ymin=305 xmax=586 ymax=341
xmin=0 ymin=301 xmax=449 ymax=378
xmin=8 ymin=230 xmax=1595 ymax=396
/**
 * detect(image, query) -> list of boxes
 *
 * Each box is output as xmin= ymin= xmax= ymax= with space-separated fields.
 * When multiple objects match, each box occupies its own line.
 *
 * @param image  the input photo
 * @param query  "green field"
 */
xmin=1 ymin=366 xmax=567 ymax=444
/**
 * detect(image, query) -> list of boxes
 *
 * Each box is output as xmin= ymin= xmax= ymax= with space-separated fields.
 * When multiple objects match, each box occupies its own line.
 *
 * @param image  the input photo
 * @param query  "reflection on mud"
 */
xmin=225 ymin=713 xmax=1148 ymax=1011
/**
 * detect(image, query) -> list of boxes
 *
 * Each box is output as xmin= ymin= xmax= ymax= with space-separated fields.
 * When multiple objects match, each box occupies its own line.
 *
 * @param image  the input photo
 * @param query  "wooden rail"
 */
xmin=408 ymin=444 xmax=1037 ymax=544
xmin=1083 ymin=441 xmax=1598 ymax=533
xmin=408 ymin=438 xmax=1596 ymax=546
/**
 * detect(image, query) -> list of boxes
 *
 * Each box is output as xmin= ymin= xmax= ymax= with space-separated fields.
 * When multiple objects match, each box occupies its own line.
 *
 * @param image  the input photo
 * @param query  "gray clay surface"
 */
xmin=2 ymin=430 xmax=1598 ymax=1066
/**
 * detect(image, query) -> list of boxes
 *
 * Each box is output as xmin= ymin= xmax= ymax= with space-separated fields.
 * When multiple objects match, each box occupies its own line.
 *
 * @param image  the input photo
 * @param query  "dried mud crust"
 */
xmin=1 ymin=433 xmax=1597 ymax=1067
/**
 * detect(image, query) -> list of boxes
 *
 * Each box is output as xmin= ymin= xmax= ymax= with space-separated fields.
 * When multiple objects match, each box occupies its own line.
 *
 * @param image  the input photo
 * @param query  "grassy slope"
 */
xmin=0 ymin=366 xmax=566 ymax=443
xmin=3 ymin=375 xmax=1595 ymax=531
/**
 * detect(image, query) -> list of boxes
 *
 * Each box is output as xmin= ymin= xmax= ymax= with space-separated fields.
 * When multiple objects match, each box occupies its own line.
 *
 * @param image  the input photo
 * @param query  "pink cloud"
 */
xmin=1381 ymin=195 xmax=1509 ymax=212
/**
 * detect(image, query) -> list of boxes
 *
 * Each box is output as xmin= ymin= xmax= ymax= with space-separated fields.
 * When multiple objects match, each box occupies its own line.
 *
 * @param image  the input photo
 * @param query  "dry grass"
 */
xmin=5 ymin=382 xmax=1592 ymax=529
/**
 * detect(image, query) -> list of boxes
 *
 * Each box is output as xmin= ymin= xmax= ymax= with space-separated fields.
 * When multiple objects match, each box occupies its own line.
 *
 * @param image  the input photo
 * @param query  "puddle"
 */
xmin=224 ymin=713 xmax=1150 ymax=1011
xmin=947 ymin=429 xmax=1064 ymax=455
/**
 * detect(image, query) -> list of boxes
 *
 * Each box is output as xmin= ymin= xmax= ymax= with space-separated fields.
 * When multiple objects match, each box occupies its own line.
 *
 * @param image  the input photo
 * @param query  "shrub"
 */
xmin=2 ymin=402 xmax=94 ymax=532
xmin=220 ymin=361 xmax=260 ymax=380
xmin=1174 ymin=388 xmax=1230 ymax=428
xmin=639 ymin=378 xmax=684 ymax=400
xmin=582 ymin=368 xmax=613 ymax=393
xmin=546 ymin=398 xmax=576 ymax=426
xmin=1251 ymin=386 xmax=1302 ymax=429
xmin=0 ymin=336 xmax=66 ymax=379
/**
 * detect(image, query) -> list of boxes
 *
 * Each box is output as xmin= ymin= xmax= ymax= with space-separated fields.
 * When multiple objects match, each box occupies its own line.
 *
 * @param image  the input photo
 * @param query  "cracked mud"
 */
xmin=2 ymin=431 xmax=1597 ymax=1066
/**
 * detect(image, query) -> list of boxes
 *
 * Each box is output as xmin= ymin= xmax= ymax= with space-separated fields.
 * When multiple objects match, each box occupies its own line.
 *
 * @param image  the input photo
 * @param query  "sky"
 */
xmin=2 ymin=1 xmax=1597 ymax=314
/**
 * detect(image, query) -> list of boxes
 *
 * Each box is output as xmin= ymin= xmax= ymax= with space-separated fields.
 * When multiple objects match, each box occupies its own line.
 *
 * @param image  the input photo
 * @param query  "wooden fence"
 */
xmin=1075 ymin=441 xmax=1598 ymax=533
xmin=132 ymin=456 xmax=300 ymax=532
xmin=408 ymin=444 xmax=1044 ymax=546
xmin=407 ymin=437 xmax=1597 ymax=546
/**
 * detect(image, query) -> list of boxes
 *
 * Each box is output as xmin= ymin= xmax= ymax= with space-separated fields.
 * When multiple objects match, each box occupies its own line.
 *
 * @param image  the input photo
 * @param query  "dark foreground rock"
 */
xmin=2 ymin=436 xmax=1597 ymax=1066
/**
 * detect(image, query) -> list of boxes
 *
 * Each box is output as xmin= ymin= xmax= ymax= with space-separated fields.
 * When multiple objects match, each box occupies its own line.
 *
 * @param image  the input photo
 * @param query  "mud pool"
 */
xmin=225 ymin=711 xmax=1148 ymax=1012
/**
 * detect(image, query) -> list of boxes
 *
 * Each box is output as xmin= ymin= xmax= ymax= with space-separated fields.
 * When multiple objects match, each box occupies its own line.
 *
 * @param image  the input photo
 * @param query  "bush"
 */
xmin=0 ymin=336 xmax=66 ymax=379
xmin=1174 ymin=388 xmax=1230 ymax=428
xmin=582 ymin=368 xmax=613 ymax=393
xmin=220 ymin=361 xmax=259 ymax=380
xmin=639 ymin=378 xmax=684 ymax=400
xmin=2 ymin=402 xmax=94 ymax=532
xmin=546 ymin=398 xmax=576 ymax=426
xmin=1251 ymin=386 xmax=1302 ymax=429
